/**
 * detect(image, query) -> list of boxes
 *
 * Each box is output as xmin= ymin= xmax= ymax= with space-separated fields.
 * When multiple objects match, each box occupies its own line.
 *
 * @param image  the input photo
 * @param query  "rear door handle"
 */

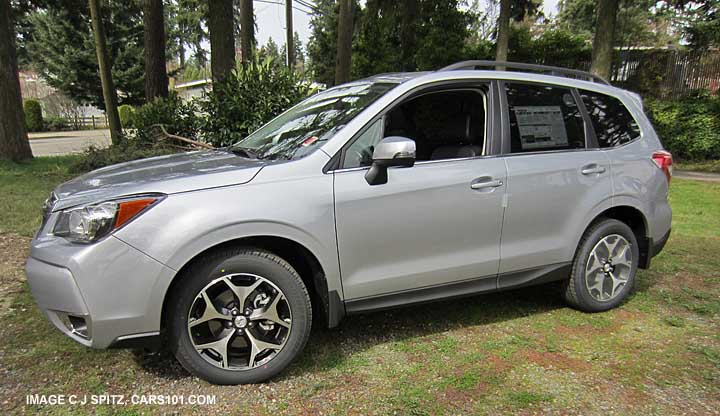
xmin=581 ymin=164 xmax=606 ymax=175
xmin=470 ymin=178 xmax=503 ymax=190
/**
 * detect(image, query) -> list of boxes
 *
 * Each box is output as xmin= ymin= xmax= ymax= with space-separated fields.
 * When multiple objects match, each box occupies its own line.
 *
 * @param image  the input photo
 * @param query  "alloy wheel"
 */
xmin=585 ymin=234 xmax=633 ymax=302
xmin=187 ymin=273 xmax=292 ymax=370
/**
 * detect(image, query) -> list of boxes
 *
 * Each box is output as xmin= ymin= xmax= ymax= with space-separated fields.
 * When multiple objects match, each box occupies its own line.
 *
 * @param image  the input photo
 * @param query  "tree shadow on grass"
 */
xmin=131 ymin=282 xmax=566 ymax=381
xmin=133 ymin=274 xmax=659 ymax=381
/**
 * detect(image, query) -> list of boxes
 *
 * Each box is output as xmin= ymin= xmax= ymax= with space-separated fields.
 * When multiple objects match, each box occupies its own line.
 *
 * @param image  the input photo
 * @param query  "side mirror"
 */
xmin=365 ymin=136 xmax=416 ymax=185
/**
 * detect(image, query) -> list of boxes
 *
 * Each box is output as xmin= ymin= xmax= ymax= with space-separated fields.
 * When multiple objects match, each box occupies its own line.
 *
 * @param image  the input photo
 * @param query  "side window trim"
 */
xmin=572 ymin=87 xmax=599 ymax=149
xmin=326 ymin=80 xmax=498 ymax=172
xmin=499 ymin=80 xmax=592 ymax=155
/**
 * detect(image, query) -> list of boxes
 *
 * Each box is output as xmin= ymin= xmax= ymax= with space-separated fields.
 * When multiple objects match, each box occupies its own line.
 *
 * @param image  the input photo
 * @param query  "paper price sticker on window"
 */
xmin=513 ymin=106 xmax=568 ymax=150
xmin=302 ymin=136 xmax=319 ymax=147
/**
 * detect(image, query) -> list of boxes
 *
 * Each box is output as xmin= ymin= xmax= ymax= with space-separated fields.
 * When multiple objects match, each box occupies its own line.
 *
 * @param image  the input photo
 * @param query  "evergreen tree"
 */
xmin=307 ymin=0 xmax=341 ymax=86
xmin=557 ymin=0 xmax=681 ymax=47
xmin=352 ymin=0 xmax=470 ymax=77
xmin=26 ymin=0 xmax=144 ymax=108
xmin=143 ymin=0 xmax=169 ymax=100
xmin=1 ymin=0 xmax=33 ymax=161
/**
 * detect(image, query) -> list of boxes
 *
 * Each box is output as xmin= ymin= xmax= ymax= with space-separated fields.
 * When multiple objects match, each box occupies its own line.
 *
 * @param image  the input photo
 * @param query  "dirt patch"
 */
xmin=0 ymin=233 xmax=30 ymax=313
xmin=517 ymin=349 xmax=592 ymax=372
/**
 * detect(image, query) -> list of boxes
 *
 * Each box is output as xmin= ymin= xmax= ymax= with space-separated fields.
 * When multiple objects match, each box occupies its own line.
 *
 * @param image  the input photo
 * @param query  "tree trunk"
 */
xmin=208 ymin=0 xmax=235 ymax=81
xmin=88 ymin=0 xmax=122 ymax=144
xmin=0 ymin=0 xmax=32 ymax=161
xmin=495 ymin=0 xmax=511 ymax=69
xmin=239 ymin=0 xmax=254 ymax=65
xmin=591 ymin=0 xmax=618 ymax=80
xmin=286 ymin=0 xmax=295 ymax=68
xmin=335 ymin=0 xmax=353 ymax=85
xmin=400 ymin=0 xmax=419 ymax=72
xmin=143 ymin=0 xmax=168 ymax=100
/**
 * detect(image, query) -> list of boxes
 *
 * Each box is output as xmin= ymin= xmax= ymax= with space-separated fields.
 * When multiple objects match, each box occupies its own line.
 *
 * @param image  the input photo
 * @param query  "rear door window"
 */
xmin=580 ymin=90 xmax=641 ymax=148
xmin=504 ymin=83 xmax=586 ymax=153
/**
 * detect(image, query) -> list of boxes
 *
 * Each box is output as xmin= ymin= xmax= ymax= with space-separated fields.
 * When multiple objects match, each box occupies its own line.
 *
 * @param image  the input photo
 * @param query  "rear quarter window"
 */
xmin=580 ymin=90 xmax=641 ymax=148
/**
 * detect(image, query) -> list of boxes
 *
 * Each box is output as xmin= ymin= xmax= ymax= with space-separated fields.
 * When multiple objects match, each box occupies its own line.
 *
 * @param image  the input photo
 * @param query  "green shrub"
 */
xmin=130 ymin=93 xmax=201 ymax=144
xmin=645 ymin=93 xmax=720 ymax=160
xmin=70 ymin=140 xmax=177 ymax=173
xmin=118 ymin=104 xmax=136 ymax=128
xmin=44 ymin=116 xmax=69 ymax=132
xmin=72 ymin=59 xmax=314 ymax=171
xmin=72 ymin=94 xmax=202 ymax=172
xmin=23 ymin=100 xmax=44 ymax=132
xmin=199 ymin=56 xmax=315 ymax=147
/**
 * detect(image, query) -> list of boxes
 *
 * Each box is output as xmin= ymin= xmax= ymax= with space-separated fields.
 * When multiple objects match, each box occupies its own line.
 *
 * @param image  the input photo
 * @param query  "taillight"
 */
xmin=652 ymin=150 xmax=673 ymax=183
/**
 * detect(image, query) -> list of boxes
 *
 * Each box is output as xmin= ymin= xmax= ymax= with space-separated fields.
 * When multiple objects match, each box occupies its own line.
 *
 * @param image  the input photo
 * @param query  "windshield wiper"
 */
xmin=228 ymin=147 xmax=260 ymax=159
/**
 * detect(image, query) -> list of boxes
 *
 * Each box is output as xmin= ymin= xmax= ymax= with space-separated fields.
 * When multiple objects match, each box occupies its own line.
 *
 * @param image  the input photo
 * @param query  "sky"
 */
xmin=254 ymin=0 xmax=561 ymax=50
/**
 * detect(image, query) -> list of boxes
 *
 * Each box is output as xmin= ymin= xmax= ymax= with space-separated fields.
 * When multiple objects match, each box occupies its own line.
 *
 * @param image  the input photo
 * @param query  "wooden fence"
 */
xmin=68 ymin=115 xmax=109 ymax=129
xmin=610 ymin=49 xmax=720 ymax=99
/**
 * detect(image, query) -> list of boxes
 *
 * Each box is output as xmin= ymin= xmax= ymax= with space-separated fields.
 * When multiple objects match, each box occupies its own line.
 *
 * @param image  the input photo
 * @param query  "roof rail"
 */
xmin=439 ymin=60 xmax=610 ymax=85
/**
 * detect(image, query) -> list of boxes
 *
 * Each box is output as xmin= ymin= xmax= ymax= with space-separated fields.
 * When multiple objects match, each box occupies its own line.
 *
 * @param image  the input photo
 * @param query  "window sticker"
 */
xmin=513 ymin=106 xmax=568 ymax=149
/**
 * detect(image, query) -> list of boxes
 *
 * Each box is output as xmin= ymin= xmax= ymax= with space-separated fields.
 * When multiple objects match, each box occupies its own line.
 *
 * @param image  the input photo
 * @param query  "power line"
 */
xmin=295 ymin=0 xmax=320 ymax=14
xmin=253 ymin=0 xmax=315 ymax=15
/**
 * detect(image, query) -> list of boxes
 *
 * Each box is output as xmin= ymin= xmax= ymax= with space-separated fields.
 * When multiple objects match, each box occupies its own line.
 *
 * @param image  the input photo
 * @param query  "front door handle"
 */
xmin=581 ymin=164 xmax=606 ymax=175
xmin=470 ymin=178 xmax=504 ymax=190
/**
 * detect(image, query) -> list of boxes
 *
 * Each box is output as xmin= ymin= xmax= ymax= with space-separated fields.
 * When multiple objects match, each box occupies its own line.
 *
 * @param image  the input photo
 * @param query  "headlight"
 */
xmin=52 ymin=195 xmax=163 ymax=243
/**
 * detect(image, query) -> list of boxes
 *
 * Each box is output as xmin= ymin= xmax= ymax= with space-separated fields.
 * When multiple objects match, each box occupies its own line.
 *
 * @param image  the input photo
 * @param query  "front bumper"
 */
xmin=25 ymin=234 xmax=176 ymax=349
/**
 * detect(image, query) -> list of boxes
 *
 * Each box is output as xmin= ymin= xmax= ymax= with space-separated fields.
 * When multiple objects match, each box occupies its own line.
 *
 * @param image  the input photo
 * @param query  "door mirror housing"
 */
xmin=365 ymin=136 xmax=416 ymax=185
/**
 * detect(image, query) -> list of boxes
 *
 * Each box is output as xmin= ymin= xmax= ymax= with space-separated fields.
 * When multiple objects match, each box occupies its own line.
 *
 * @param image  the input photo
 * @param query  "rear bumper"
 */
xmin=650 ymin=228 xmax=671 ymax=259
xmin=25 ymin=235 xmax=175 ymax=349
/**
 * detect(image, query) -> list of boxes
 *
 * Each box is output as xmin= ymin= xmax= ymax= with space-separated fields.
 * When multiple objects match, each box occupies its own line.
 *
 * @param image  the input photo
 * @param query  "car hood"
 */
xmin=52 ymin=150 xmax=265 ymax=210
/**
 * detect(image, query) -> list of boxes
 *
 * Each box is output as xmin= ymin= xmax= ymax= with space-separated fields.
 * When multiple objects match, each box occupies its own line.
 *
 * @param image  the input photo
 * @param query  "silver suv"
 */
xmin=26 ymin=61 xmax=672 ymax=385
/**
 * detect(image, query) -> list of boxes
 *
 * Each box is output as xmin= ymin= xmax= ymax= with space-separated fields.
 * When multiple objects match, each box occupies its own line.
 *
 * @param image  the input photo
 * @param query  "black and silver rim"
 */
xmin=187 ymin=273 xmax=292 ymax=370
xmin=585 ymin=234 xmax=633 ymax=302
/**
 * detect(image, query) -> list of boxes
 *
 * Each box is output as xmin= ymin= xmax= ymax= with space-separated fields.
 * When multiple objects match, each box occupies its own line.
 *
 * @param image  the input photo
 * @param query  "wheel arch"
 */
xmin=582 ymin=205 xmax=651 ymax=269
xmin=160 ymin=235 xmax=344 ymax=340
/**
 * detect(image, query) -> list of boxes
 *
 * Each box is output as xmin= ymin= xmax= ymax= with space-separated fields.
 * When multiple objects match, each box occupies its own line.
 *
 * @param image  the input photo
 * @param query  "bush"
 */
xmin=70 ymin=140 xmax=177 ymax=173
xmin=130 ymin=93 xmax=201 ymax=144
xmin=118 ymin=104 xmax=136 ymax=128
xmin=23 ymin=100 xmax=44 ymax=132
xmin=44 ymin=116 xmax=69 ymax=132
xmin=645 ymin=93 xmax=720 ymax=160
xmin=72 ymin=60 xmax=314 ymax=171
xmin=199 ymin=56 xmax=314 ymax=147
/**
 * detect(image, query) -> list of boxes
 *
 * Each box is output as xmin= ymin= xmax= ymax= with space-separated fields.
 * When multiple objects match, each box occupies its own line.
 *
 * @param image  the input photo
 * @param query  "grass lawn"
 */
xmin=0 ymin=157 xmax=718 ymax=415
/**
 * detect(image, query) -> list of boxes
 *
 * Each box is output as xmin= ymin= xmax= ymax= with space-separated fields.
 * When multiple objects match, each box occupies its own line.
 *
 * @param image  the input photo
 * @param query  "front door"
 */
xmin=331 ymin=85 xmax=506 ymax=305
xmin=333 ymin=158 xmax=507 ymax=303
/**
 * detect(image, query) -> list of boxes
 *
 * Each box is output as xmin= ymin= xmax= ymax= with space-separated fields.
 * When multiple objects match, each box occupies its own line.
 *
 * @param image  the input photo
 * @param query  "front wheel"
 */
xmin=169 ymin=248 xmax=312 ymax=385
xmin=563 ymin=219 xmax=639 ymax=312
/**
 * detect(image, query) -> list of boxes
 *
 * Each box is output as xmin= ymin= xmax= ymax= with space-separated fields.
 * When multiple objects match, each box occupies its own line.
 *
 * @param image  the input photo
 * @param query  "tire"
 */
xmin=562 ymin=218 xmax=639 ymax=312
xmin=168 ymin=247 xmax=312 ymax=385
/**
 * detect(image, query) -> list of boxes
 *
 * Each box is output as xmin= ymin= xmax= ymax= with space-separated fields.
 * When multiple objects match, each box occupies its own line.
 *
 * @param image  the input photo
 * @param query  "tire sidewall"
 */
xmin=170 ymin=250 xmax=312 ymax=385
xmin=572 ymin=219 xmax=640 ymax=312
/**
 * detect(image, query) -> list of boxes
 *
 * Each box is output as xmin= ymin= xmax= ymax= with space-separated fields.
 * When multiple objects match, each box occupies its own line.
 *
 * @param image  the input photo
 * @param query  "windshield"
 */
xmin=229 ymin=80 xmax=397 ymax=160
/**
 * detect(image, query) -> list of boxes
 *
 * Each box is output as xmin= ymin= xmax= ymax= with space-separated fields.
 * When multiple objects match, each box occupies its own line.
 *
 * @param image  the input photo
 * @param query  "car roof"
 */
xmin=358 ymin=68 xmax=639 ymax=106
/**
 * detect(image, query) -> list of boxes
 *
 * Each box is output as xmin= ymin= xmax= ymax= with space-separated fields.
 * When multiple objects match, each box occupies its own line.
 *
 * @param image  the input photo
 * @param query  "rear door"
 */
xmin=497 ymin=81 xmax=613 ymax=287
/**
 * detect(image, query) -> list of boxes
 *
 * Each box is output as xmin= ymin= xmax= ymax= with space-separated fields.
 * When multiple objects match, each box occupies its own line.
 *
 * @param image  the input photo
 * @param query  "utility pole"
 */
xmin=286 ymin=0 xmax=295 ymax=68
xmin=88 ymin=0 xmax=122 ymax=144
xmin=335 ymin=0 xmax=353 ymax=85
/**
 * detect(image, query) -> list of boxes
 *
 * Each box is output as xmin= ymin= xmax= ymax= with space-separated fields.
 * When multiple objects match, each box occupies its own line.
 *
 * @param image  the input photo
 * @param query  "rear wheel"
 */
xmin=169 ymin=248 xmax=312 ymax=384
xmin=563 ymin=219 xmax=639 ymax=312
